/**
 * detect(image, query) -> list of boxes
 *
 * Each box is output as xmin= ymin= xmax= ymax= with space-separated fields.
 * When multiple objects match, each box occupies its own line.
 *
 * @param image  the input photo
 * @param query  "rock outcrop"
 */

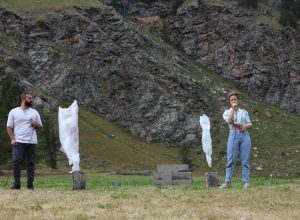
xmin=168 ymin=0 xmax=300 ymax=115
xmin=0 ymin=7 xmax=212 ymax=145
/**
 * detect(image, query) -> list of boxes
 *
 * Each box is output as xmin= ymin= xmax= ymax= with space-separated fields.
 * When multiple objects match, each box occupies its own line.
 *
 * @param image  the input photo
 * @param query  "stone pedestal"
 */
xmin=73 ymin=171 xmax=86 ymax=190
xmin=153 ymin=164 xmax=192 ymax=185
xmin=205 ymin=172 xmax=219 ymax=187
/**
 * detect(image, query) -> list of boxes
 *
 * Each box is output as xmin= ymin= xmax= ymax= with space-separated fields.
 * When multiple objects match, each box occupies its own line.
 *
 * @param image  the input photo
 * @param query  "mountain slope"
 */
xmin=0 ymin=0 xmax=299 ymax=177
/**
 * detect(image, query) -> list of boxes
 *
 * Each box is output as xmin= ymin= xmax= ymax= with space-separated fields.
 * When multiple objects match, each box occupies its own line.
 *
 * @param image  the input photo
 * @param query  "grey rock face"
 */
xmin=169 ymin=0 xmax=300 ymax=115
xmin=0 ymin=7 xmax=211 ymax=146
xmin=103 ymin=0 xmax=173 ymax=17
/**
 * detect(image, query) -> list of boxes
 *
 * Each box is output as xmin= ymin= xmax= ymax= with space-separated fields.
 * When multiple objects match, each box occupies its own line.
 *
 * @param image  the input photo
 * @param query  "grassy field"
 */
xmin=76 ymin=108 xmax=181 ymax=172
xmin=0 ymin=173 xmax=299 ymax=220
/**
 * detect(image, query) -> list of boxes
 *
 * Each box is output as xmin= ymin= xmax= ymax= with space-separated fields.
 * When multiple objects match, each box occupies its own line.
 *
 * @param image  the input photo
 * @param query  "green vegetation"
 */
xmin=40 ymin=114 xmax=59 ymax=169
xmin=172 ymin=0 xmax=185 ymax=15
xmin=1 ymin=173 xmax=299 ymax=190
xmin=0 ymin=76 xmax=23 ymax=165
xmin=187 ymin=58 xmax=300 ymax=177
xmin=160 ymin=20 xmax=171 ymax=44
xmin=238 ymin=0 xmax=258 ymax=8
xmin=180 ymin=146 xmax=193 ymax=170
xmin=279 ymin=0 xmax=300 ymax=28
xmin=76 ymin=107 xmax=181 ymax=171
xmin=0 ymin=0 xmax=103 ymax=14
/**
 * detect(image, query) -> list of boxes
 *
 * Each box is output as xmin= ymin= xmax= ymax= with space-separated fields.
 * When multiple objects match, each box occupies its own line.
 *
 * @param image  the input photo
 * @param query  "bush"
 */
xmin=161 ymin=21 xmax=171 ymax=44
xmin=172 ymin=0 xmax=184 ymax=15
xmin=238 ymin=0 xmax=258 ymax=8
xmin=180 ymin=146 xmax=193 ymax=170
xmin=0 ymin=76 xmax=23 ymax=166
xmin=279 ymin=9 xmax=298 ymax=28
xmin=41 ymin=114 xmax=59 ymax=169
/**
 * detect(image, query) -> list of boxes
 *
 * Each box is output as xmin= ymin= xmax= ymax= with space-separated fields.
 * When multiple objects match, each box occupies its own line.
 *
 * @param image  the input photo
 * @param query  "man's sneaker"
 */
xmin=10 ymin=184 xmax=20 ymax=190
xmin=218 ymin=182 xmax=230 ymax=189
xmin=27 ymin=185 xmax=34 ymax=190
xmin=243 ymin=182 xmax=250 ymax=188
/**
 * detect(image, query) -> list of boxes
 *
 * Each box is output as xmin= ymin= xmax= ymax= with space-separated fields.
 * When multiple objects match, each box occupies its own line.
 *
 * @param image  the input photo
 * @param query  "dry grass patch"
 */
xmin=0 ymin=174 xmax=299 ymax=220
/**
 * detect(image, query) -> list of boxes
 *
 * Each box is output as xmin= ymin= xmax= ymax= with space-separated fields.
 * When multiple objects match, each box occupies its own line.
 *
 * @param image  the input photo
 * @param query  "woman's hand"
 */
xmin=232 ymin=103 xmax=238 ymax=111
xmin=239 ymin=125 xmax=247 ymax=132
xmin=238 ymin=124 xmax=252 ymax=131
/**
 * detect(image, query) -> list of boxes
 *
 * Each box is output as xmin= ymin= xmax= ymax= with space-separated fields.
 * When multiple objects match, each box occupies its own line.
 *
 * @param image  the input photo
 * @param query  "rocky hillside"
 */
xmin=0 ymin=5 xmax=215 ymax=146
xmin=170 ymin=0 xmax=300 ymax=115
xmin=113 ymin=0 xmax=300 ymax=116
xmin=1 ymin=0 xmax=300 ymax=176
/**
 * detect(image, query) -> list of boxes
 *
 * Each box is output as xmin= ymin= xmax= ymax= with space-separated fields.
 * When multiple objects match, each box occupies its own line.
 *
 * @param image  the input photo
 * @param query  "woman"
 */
xmin=219 ymin=91 xmax=252 ymax=189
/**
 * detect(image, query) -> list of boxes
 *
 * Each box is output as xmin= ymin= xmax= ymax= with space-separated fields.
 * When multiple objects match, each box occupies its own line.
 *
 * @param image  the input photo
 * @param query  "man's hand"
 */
xmin=30 ymin=118 xmax=42 ymax=131
xmin=30 ymin=118 xmax=35 ymax=127
xmin=11 ymin=139 xmax=16 ymax=146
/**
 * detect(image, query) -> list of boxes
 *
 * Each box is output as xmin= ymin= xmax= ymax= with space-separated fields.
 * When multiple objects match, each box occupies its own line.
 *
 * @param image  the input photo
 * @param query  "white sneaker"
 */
xmin=243 ymin=182 xmax=250 ymax=188
xmin=218 ymin=182 xmax=230 ymax=189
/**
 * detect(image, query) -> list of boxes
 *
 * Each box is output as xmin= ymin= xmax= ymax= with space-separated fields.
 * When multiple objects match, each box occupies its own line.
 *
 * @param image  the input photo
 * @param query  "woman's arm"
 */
xmin=240 ymin=123 xmax=252 ymax=131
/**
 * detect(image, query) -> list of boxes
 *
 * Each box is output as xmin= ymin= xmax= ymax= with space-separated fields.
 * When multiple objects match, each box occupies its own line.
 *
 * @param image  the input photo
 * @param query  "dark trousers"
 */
xmin=12 ymin=143 xmax=36 ymax=187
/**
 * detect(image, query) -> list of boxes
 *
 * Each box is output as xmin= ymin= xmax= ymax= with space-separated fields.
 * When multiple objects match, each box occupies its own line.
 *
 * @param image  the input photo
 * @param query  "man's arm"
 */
xmin=30 ymin=119 xmax=43 ymax=131
xmin=7 ymin=127 xmax=16 ymax=146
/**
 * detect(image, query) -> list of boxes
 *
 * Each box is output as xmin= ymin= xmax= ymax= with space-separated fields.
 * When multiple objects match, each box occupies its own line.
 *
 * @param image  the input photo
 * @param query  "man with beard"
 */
xmin=7 ymin=92 xmax=42 ymax=190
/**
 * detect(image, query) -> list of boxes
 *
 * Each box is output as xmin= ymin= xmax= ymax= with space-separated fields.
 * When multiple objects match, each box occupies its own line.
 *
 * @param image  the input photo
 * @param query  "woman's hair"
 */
xmin=228 ymin=91 xmax=240 ymax=101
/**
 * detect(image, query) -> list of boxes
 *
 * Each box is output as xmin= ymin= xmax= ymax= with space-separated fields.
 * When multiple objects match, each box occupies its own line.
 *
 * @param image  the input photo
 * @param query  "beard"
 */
xmin=25 ymin=101 xmax=33 ymax=107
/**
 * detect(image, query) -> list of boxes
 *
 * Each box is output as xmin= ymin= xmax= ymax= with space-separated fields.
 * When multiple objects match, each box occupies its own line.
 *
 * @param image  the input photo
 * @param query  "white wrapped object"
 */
xmin=199 ymin=114 xmax=212 ymax=168
xmin=58 ymin=100 xmax=80 ymax=172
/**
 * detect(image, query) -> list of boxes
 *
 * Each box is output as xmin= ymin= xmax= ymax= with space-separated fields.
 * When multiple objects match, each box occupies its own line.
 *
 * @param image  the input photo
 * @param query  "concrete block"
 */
xmin=153 ymin=180 xmax=173 ymax=185
xmin=172 ymin=164 xmax=189 ymax=172
xmin=172 ymin=179 xmax=192 ymax=185
xmin=154 ymin=171 xmax=172 ymax=180
xmin=157 ymin=164 xmax=173 ymax=172
xmin=172 ymin=172 xmax=192 ymax=180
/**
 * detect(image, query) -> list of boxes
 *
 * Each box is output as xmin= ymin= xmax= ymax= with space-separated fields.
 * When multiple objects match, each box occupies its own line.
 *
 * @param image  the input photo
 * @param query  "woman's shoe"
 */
xmin=218 ymin=182 xmax=230 ymax=189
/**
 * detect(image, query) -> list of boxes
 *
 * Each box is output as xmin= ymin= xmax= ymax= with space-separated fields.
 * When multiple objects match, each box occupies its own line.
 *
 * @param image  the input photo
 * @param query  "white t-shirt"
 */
xmin=7 ymin=107 xmax=42 ymax=144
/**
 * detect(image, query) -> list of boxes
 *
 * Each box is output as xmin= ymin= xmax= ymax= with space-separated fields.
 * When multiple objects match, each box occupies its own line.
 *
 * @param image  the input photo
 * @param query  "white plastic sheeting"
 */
xmin=58 ymin=100 xmax=80 ymax=172
xmin=199 ymin=114 xmax=212 ymax=168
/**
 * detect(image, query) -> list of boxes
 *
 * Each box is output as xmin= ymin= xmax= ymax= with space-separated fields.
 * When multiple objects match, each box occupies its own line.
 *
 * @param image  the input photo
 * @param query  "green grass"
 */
xmin=76 ymin=107 xmax=181 ymax=171
xmin=0 ymin=0 xmax=103 ymax=14
xmin=1 ymin=173 xmax=299 ymax=190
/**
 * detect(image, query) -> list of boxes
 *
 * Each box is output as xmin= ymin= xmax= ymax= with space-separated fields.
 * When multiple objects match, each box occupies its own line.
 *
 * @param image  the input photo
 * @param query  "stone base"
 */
xmin=73 ymin=171 xmax=86 ymax=190
xmin=205 ymin=172 xmax=219 ymax=187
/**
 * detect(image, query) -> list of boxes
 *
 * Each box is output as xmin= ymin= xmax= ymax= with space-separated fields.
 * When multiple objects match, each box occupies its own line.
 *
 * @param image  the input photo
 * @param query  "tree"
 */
xmin=41 ymin=114 xmax=59 ymax=169
xmin=279 ymin=9 xmax=298 ymax=28
xmin=294 ymin=0 xmax=300 ymax=18
xmin=0 ymin=76 xmax=23 ymax=166
xmin=279 ymin=0 xmax=299 ymax=28
xmin=180 ymin=146 xmax=193 ymax=170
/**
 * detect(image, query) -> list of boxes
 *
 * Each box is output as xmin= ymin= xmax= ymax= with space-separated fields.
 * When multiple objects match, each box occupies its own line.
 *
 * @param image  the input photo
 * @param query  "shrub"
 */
xmin=279 ymin=9 xmax=298 ymax=28
xmin=161 ymin=20 xmax=171 ymax=44
xmin=238 ymin=0 xmax=258 ymax=8
xmin=172 ymin=0 xmax=184 ymax=15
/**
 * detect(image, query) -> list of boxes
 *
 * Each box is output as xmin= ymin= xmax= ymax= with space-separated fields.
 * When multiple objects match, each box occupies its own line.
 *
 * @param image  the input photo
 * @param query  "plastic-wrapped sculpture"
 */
xmin=199 ymin=114 xmax=212 ymax=169
xmin=58 ymin=100 xmax=80 ymax=173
